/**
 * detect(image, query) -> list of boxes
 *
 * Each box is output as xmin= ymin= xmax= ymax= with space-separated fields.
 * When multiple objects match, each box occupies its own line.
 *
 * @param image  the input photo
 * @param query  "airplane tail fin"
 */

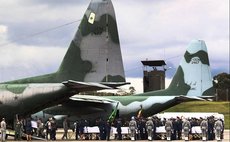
xmin=167 ymin=40 xmax=215 ymax=97
xmin=56 ymin=0 xmax=125 ymax=83
xmin=5 ymin=0 xmax=125 ymax=84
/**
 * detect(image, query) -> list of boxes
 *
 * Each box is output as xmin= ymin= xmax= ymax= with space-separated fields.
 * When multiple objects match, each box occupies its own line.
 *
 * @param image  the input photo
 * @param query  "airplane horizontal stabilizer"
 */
xmin=70 ymin=95 xmax=117 ymax=104
xmin=101 ymin=82 xmax=130 ymax=88
xmin=175 ymin=95 xmax=206 ymax=102
xmin=62 ymin=80 xmax=112 ymax=92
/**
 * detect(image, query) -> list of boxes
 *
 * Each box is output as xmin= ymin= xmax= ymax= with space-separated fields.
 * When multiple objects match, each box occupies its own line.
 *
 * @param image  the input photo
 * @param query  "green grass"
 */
xmin=163 ymin=101 xmax=230 ymax=129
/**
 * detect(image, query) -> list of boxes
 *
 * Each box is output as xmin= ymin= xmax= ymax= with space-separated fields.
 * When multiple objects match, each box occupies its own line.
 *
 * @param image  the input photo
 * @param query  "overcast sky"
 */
xmin=0 ymin=0 xmax=229 ymax=93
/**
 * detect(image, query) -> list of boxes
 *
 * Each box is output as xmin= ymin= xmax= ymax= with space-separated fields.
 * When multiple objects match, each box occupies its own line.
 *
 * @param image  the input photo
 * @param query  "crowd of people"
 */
xmin=127 ymin=115 xmax=224 ymax=141
xmin=72 ymin=115 xmax=224 ymax=141
xmin=0 ymin=116 xmax=58 ymax=141
xmin=0 ymin=115 xmax=225 ymax=141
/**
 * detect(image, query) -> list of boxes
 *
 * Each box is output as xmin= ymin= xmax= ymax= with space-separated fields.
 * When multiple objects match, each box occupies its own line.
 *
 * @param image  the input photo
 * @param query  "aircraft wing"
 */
xmin=43 ymin=95 xmax=117 ymax=116
xmin=62 ymin=80 xmax=113 ymax=92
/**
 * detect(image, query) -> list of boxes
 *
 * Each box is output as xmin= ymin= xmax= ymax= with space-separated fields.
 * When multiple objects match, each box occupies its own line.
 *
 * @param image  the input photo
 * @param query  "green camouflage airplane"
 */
xmin=0 ymin=0 xmax=128 ymax=123
xmin=42 ymin=39 xmax=215 ymax=122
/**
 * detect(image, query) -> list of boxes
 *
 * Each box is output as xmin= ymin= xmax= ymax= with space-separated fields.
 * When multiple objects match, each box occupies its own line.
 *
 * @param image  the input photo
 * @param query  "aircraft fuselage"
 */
xmin=40 ymin=95 xmax=182 ymax=124
xmin=0 ymin=83 xmax=74 ymax=119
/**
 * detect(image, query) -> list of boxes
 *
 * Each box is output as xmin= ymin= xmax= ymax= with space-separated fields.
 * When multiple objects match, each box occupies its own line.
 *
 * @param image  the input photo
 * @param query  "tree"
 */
xmin=129 ymin=86 xmax=136 ymax=95
xmin=117 ymin=88 xmax=128 ymax=96
xmin=213 ymin=72 xmax=230 ymax=101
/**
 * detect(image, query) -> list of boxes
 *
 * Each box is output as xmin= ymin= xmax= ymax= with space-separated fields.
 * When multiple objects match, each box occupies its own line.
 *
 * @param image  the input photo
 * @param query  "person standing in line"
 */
xmin=61 ymin=118 xmax=69 ymax=140
xmin=50 ymin=117 xmax=57 ymax=140
xmin=208 ymin=116 xmax=215 ymax=140
xmin=45 ymin=118 xmax=52 ymax=140
xmin=165 ymin=118 xmax=173 ymax=141
xmin=214 ymin=117 xmax=223 ymax=141
xmin=37 ymin=118 xmax=44 ymax=138
xmin=182 ymin=118 xmax=191 ymax=141
xmin=138 ymin=117 xmax=146 ymax=140
xmin=146 ymin=117 xmax=154 ymax=141
xmin=105 ymin=120 xmax=111 ymax=141
xmin=171 ymin=118 xmax=177 ymax=140
xmin=78 ymin=119 xmax=86 ymax=140
xmin=1 ymin=118 xmax=6 ymax=142
xmin=74 ymin=120 xmax=79 ymax=140
xmin=25 ymin=117 xmax=32 ymax=141
xmin=115 ymin=118 xmax=122 ymax=140
xmin=129 ymin=116 xmax=137 ymax=141
xmin=176 ymin=117 xmax=182 ymax=140
xmin=14 ymin=119 xmax=23 ymax=140
xmin=200 ymin=117 xmax=208 ymax=141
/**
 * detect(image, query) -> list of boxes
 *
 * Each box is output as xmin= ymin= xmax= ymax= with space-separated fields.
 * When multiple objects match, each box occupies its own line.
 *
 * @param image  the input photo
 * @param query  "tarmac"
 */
xmin=5 ymin=130 xmax=229 ymax=142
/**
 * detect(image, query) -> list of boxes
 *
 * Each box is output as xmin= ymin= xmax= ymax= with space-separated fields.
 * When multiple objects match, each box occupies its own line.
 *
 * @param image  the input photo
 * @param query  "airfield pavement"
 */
xmin=6 ymin=129 xmax=229 ymax=142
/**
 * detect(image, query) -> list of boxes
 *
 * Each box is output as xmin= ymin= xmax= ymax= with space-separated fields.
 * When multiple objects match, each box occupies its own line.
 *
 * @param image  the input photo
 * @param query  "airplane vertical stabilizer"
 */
xmin=57 ymin=0 xmax=125 ymax=83
xmin=140 ymin=40 xmax=215 ymax=97
xmin=4 ymin=0 xmax=125 ymax=84
xmin=167 ymin=40 xmax=214 ymax=96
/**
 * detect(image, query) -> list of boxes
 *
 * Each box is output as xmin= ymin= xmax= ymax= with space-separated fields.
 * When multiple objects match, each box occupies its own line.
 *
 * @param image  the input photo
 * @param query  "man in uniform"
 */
xmin=105 ymin=120 xmax=111 ymax=141
xmin=182 ymin=118 xmax=191 ymax=141
xmin=97 ymin=118 xmax=105 ymax=140
xmin=74 ymin=120 xmax=79 ymax=140
xmin=137 ymin=117 xmax=146 ymax=140
xmin=165 ymin=118 xmax=173 ymax=141
xmin=50 ymin=117 xmax=57 ymax=140
xmin=214 ymin=117 xmax=223 ymax=141
xmin=146 ymin=117 xmax=154 ymax=141
xmin=37 ymin=118 xmax=44 ymax=138
xmin=176 ymin=117 xmax=182 ymax=140
xmin=200 ymin=117 xmax=208 ymax=141
xmin=115 ymin=118 xmax=122 ymax=140
xmin=14 ymin=119 xmax=23 ymax=140
xmin=129 ymin=116 xmax=137 ymax=141
xmin=61 ymin=118 xmax=69 ymax=140
xmin=1 ymin=118 xmax=6 ymax=142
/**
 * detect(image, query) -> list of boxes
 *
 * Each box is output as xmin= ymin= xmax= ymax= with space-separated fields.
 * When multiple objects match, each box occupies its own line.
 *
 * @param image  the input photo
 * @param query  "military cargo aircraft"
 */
xmin=42 ymin=39 xmax=215 ymax=122
xmin=0 ymin=0 xmax=127 ymax=123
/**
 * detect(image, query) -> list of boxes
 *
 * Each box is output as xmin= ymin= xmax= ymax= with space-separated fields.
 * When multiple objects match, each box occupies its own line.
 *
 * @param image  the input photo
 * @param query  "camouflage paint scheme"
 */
xmin=42 ymin=40 xmax=215 ymax=122
xmin=0 ymin=0 xmax=126 ymax=121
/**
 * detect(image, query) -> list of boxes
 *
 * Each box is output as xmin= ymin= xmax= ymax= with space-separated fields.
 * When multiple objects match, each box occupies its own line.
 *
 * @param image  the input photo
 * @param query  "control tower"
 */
xmin=141 ymin=60 xmax=166 ymax=92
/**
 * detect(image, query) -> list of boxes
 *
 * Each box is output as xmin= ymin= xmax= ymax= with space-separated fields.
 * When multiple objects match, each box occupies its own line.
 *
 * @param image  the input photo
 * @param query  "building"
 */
xmin=141 ymin=60 xmax=166 ymax=92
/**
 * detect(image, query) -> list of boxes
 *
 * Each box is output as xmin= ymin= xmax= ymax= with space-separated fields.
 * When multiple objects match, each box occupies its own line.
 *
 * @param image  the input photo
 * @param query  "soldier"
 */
xmin=74 ymin=120 xmax=79 ymax=140
xmin=1 ymin=118 xmax=6 ymax=142
xmin=115 ymin=118 xmax=122 ymax=140
xmin=61 ymin=118 xmax=69 ymax=140
xmin=176 ymin=117 xmax=183 ymax=140
xmin=152 ymin=116 xmax=157 ymax=140
xmin=37 ymin=118 xmax=44 ymax=138
xmin=14 ymin=119 xmax=23 ymax=140
xmin=200 ymin=117 xmax=208 ymax=141
xmin=97 ymin=118 xmax=105 ymax=140
xmin=137 ymin=117 xmax=146 ymax=140
xmin=50 ymin=117 xmax=57 ymax=140
xmin=214 ymin=117 xmax=223 ymax=141
xmin=129 ymin=116 xmax=137 ymax=141
xmin=146 ymin=117 xmax=154 ymax=141
xmin=165 ymin=118 xmax=173 ymax=141
xmin=208 ymin=116 xmax=215 ymax=140
xmin=105 ymin=120 xmax=111 ymax=141
xmin=172 ymin=118 xmax=177 ymax=140
xmin=182 ymin=118 xmax=191 ymax=141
